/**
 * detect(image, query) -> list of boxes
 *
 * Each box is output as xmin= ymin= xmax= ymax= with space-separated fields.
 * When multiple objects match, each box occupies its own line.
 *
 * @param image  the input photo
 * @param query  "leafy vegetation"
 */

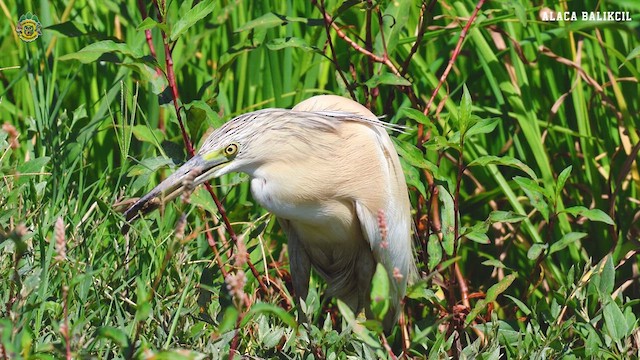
xmin=1 ymin=0 xmax=639 ymax=358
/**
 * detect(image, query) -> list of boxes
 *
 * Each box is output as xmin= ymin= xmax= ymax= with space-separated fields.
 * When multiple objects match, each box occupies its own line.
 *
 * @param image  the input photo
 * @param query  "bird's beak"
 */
xmin=122 ymin=152 xmax=229 ymax=231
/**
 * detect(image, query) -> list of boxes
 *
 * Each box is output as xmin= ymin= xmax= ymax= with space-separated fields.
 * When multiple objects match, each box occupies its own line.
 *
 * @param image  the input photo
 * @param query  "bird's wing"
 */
xmin=354 ymin=200 xmax=402 ymax=331
xmin=354 ymin=201 xmax=387 ymax=267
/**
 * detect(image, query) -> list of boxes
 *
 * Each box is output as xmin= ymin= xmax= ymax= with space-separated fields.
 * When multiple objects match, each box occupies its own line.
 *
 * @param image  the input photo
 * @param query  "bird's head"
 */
xmin=124 ymin=109 xmax=304 ymax=231
xmin=121 ymin=94 xmax=389 ymax=229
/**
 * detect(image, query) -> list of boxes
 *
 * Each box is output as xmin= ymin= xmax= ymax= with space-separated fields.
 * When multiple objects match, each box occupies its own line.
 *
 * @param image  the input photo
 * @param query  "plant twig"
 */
xmin=452 ymin=137 xmax=470 ymax=310
xmin=421 ymin=0 xmax=485 ymax=118
xmin=380 ymin=332 xmax=398 ymax=360
xmin=61 ymin=286 xmax=71 ymax=360
xmin=399 ymin=309 xmax=411 ymax=356
xmin=400 ymin=1 xmax=434 ymax=76
xmin=315 ymin=1 xmax=401 ymax=77
xmin=141 ymin=0 xmax=273 ymax=315
xmin=316 ymin=0 xmax=356 ymax=100
xmin=159 ymin=31 xmax=194 ymax=153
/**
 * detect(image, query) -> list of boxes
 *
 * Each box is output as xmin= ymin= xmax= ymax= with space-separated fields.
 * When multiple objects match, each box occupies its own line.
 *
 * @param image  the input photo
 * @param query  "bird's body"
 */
xmin=124 ymin=95 xmax=415 ymax=330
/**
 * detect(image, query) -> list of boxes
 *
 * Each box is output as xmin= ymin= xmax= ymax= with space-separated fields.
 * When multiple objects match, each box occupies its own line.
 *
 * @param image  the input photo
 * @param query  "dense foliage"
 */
xmin=1 ymin=0 xmax=639 ymax=358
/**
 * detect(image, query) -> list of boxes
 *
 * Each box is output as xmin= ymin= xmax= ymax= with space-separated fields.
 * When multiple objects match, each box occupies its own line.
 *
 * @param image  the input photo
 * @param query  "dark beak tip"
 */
xmin=120 ymin=196 xmax=164 ymax=234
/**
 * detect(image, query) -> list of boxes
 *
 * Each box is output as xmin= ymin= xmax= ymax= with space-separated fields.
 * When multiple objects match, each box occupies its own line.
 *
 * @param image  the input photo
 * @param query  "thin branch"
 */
xmin=399 ymin=1 xmax=434 ymax=76
xmin=380 ymin=332 xmax=398 ymax=360
xmin=136 ymin=0 xmax=161 ymax=72
xmin=364 ymin=0 xmax=375 ymax=107
xmin=452 ymin=137 xmax=469 ymax=309
xmin=313 ymin=0 xmax=401 ymax=76
xmin=422 ymin=0 xmax=485 ymax=118
xmin=140 ymin=0 xmax=272 ymax=301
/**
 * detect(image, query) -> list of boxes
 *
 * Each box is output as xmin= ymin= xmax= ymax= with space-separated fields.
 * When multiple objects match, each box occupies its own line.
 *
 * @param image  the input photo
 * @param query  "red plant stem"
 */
xmin=62 ymin=286 xmax=71 ymax=360
xmin=148 ymin=0 xmax=193 ymax=153
xmin=204 ymin=222 xmax=229 ymax=277
xmin=452 ymin=136 xmax=470 ymax=308
xmin=399 ymin=310 xmax=411 ymax=356
xmin=161 ymin=32 xmax=194 ymax=154
xmin=136 ymin=0 xmax=160 ymax=70
xmin=364 ymin=1 xmax=374 ymax=106
xmin=136 ymin=0 xmax=164 ymax=131
xmin=420 ymin=0 xmax=485 ymax=136
xmin=316 ymin=2 xmax=402 ymax=77
xmin=399 ymin=1 xmax=433 ymax=77
xmin=203 ymin=183 xmax=270 ymax=296
xmin=229 ymin=312 xmax=244 ymax=356
xmin=141 ymin=0 xmax=271 ymax=298
xmin=380 ymin=333 xmax=398 ymax=360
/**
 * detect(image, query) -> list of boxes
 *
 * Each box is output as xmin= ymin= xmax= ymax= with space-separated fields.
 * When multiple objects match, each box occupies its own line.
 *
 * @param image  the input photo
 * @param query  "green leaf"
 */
xmin=514 ymin=176 xmax=550 ymax=221
xmin=465 ymin=230 xmax=490 ymax=244
xmin=400 ymin=160 xmax=427 ymax=198
xmin=427 ymin=234 xmax=442 ymax=270
xmin=506 ymin=0 xmax=527 ymax=25
xmin=428 ymin=331 xmax=447 ymax=360
xmin=505 ymin=294 xmax=531 ymax=315
xmin=364 ymin=73 xmax=411 ymax=88
xmin=468 ymin=155 xmax=537 ymax=180
xmin=458 ymin=84 xmax=473 ymax=135
xmin=584 ymin=325 xmax=602 ymax=357
xmin=137 ymin=17 xmax=159 ymax=31
xmin=481 ymin=259 xmax=506 ymax=269
xmin=59 ymin=40 xmax=143 ymax=63
xmin=461 ymin=221 xmax=490 ymax=244
xmin=466 ymin=274 xmax=517 ymax=325
xmin=218 ymin=306 xmax=239 ymax=334
xmin=45 ymin=21 xmax=92 ymax=37
xmin=438 ymin=185 xmax=456 ymax=256
xmin=370 ymin=264 xmax=390 ymax=320
xmin=235 ymin=12 xmax=285 ymax=32
xmin=373 ymin=0 xmax=410 ymax=56
xmin=488 ymin=211 xmax=527 ymax=224
xmin=406 ymin=284 xmax=436 ymax=301
xmin=266 ymin=37 xmax=315 ymax=51
xmin=527 ymin=243 xmax=547 ymax=260
xmin=393 ymin=139 xmax=437 ymax=172
xmin=132 ymin=125 xmax=165 ymax=145
xmin=426 ymin=135 xmax=460 ymax=152
xmin=603 ymin=301 xmax=628 ymax=342
xmin=170 ymin=0 xmax=217 ymax=42
xmin=336 ymin=299 xmax=355 ymax=323
xmin=549 ymin=232 xmax=587 ymax=255
xmin=465 ymin=117 xmax=499 ymax=137
xmin=120 ymin=61 xmax=167 ymax=95
xmin=624 ymin=45 xmax=640 ymax=62
xmin=555 ymin=165 xmax=572 ymax=201
xmin=262 ymin=327 xmax=284 ymax=349
xmin=400 ymin=107 xmax=433 ymax=128
xmin=135 ymin=278 xmax=151 ymax=321
xmin=241 ymin=303 xmax=298 ymax=329
xmin=127 ymin=157 xmax=174 ymax=177
xmin=598 ymin=255 xmax=615 ymax=299
xmin=97 ymin=327 xmax=130 ymax=348
xmin=474 ymin=321 xmax=522 ymax=344
xmin=337 ymin=300 xmax=380 ymax=346
xmin=562 ymin=206 xmax=614 ymax=225
xmin=16 ymin=156 xmax=50 ymax=175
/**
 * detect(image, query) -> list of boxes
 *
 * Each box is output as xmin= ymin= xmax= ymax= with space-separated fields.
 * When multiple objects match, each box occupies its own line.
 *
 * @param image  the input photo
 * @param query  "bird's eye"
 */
xmin=224 ymin=143 xmax=239 ymax=156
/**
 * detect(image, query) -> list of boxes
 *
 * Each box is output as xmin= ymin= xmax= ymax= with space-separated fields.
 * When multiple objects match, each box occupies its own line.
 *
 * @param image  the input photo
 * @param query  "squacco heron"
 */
xmin=124 ymin=95 xmax=415 ymax=330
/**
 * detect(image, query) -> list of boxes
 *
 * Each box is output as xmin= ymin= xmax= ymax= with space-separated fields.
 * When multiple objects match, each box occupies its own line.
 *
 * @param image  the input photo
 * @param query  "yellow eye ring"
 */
xmin=224 ymin=143 xmax=239 ymax=156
